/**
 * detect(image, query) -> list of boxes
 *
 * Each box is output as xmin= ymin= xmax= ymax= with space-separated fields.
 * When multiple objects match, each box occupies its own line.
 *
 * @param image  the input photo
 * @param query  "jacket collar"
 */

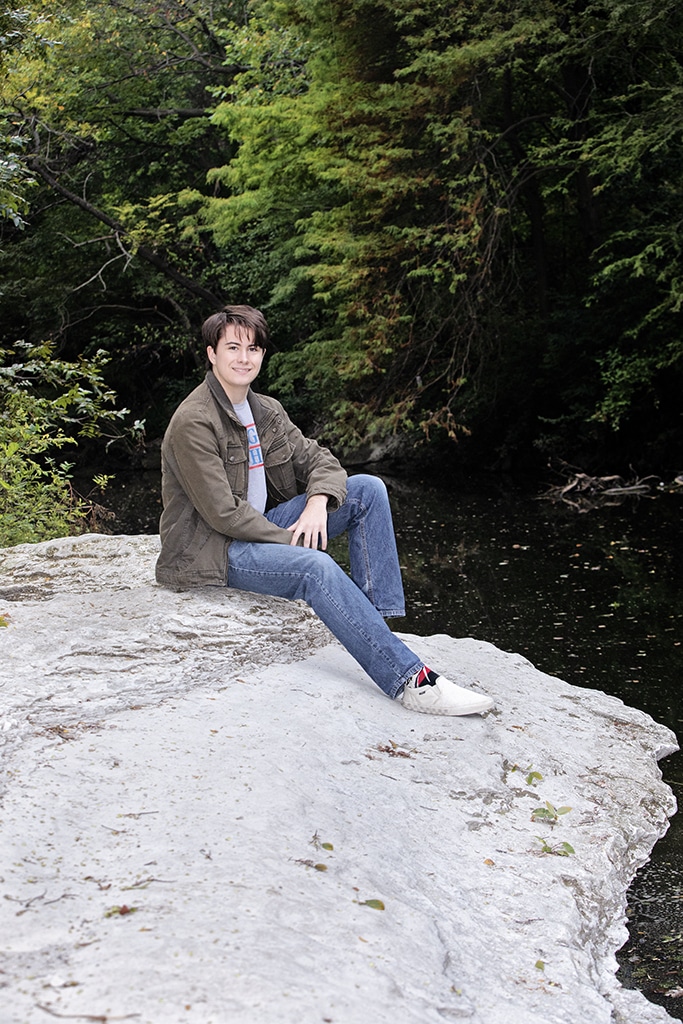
xmin=205 ymin=370 xmax=268 ymax=425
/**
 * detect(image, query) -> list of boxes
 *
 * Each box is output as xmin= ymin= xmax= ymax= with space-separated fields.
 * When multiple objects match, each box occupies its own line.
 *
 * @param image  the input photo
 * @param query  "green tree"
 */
xmin=192 ymin=0 xmax=683 ymax=466
xmin=0 ymin=0 xmax=241 ymax=427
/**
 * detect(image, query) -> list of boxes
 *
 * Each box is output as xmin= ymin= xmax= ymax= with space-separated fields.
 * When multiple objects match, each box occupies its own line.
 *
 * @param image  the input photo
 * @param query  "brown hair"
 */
xmin=202 ymin=305 xmax=270 ymax=353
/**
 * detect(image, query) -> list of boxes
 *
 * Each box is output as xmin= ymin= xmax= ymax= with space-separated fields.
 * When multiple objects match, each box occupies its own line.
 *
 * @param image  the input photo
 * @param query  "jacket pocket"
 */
xmin=223 ymin=442 xmax=248 ymax=499
xmin=175 ymin=509 xmax=215 ymax=567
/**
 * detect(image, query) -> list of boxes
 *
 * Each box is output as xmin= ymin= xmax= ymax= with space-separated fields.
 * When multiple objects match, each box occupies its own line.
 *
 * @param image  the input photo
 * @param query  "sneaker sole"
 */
xmin=402 ymin=694 xmax=493 ymax=716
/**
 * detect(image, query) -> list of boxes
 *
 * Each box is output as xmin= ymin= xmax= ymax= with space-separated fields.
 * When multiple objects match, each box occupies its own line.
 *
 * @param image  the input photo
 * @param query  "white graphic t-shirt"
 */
xmin=233 ymin=399 xmax=267 ymax=514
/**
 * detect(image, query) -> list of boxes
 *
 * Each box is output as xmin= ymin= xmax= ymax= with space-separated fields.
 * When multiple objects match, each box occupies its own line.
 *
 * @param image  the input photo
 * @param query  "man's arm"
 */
xmin=277 ymin=405 xmax=347 ymax=512
xmin=271 ymin=403 xmax=346 ymax=548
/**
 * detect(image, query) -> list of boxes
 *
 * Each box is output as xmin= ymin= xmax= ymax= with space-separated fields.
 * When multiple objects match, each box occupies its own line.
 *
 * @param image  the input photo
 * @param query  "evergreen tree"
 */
xmin=195 ymin=0 xmax=683 ymax=467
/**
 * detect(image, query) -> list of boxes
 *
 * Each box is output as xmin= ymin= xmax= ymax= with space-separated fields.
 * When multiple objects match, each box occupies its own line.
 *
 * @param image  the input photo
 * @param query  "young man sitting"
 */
xmin=155 ymin=305 xmax=493 ymax=717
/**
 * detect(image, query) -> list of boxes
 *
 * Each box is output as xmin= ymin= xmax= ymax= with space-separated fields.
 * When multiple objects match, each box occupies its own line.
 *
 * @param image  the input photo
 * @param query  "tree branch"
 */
xmin=26 ymin=158 xmax=226 ymax=308
xmin=117 ymin=107 xmax=209 ymax=120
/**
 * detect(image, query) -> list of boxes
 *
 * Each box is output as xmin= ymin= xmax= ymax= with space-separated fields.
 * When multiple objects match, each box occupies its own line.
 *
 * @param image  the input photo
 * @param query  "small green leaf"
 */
xmin=531 ymin=800 xmax=572 ymax=824
xmin=526 ymin=771 xmax=543 ymax=786
xmin=531 ymin=807 xmax=556 ymax=822
xmin=360 ymin=898 xmax=385 ymax=910
xmin=321 ymin=842 xmax=334 ymax=851
xmin=535 ymin=960 xmax=545 ymax=971
xmin=314 ymin=863 xmax=328 ymax=871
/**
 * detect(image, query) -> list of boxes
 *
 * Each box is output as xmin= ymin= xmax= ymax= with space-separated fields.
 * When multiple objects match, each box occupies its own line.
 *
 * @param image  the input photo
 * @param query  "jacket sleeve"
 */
xmin=279 ymin=405 xmax=347 ymax=511
xmin=166 ymin=409 xmax=293 ymax=545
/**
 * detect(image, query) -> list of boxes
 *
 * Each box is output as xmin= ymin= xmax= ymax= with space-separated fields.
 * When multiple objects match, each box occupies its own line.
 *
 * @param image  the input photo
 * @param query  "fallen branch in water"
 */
xmin=538 ymin=465 xmax=659 ymax=511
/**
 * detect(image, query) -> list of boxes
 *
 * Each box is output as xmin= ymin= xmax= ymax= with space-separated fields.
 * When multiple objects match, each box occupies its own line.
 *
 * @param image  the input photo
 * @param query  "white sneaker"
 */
xmin=401 ymin=670 xmax=494 ymax=716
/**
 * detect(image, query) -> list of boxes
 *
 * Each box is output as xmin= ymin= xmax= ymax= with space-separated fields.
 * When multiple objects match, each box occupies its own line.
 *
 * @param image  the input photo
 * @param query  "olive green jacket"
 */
xmin=155 ymin=372 xmax=347 ymax=589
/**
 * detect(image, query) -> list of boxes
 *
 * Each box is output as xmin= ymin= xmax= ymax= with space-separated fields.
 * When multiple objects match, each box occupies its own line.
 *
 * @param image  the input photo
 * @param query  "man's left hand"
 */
xmin=287 ymin=494 xmax=329 ymax=549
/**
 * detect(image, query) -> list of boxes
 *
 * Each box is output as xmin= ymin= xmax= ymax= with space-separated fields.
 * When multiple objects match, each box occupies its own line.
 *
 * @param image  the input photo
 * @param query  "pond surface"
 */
xmin=104 ymin=468 xmax=683 ymax=1017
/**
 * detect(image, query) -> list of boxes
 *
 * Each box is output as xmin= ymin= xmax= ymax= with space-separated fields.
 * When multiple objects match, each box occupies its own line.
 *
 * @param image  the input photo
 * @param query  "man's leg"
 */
xmin=235 ymin=484 xmax=494 ymax=715
xmin=226 ymin=539 xmax=421 ymax=698
xmin=266 ymin=474 xmax=405 ymax=616
xmin=327 ymin=474 xmax=405 ymax=616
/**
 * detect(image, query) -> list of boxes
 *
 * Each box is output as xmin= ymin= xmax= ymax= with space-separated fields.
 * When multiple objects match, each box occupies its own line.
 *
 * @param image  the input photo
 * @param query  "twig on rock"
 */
xmin=36 ymin=1006 xmax=141 ymax=1021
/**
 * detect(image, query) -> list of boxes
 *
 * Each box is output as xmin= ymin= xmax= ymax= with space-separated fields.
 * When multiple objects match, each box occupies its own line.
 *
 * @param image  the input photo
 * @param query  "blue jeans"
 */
xmin=226 ymin=474 xmax=422 ymax=698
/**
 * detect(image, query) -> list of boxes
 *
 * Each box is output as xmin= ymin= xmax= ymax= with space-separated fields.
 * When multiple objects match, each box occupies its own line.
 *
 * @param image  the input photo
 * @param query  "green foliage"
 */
xmin=508 ymin=763 xmax=544 ymax=786
xmin=0 ymin=7 xmax=35 ymax=225
xmin=0 ymin=0 xmax=682 ymax=468
xmin=0 ymin=0 xmax=241 ymax=400
xmin=0 ymin=426 xmax=81 ymax=546
xmin=193 ymin=0 xmax=498 ymax=445
xmin=0 ymin=341 xmax=142 ymax=546
xmin=357 ymin=898 xmax=385 ymax=910
xmin=530 ymin=801 xmax=572 ymax=826
xmin=0 ymin=135 xmax=32 ymax=228
xmin=187 ymin=0 xmax=683 ymax=461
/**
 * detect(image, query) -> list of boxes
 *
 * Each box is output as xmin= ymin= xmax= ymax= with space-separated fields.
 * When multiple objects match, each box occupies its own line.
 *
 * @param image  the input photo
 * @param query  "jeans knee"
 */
xmin=295 ymin=548 xmax=347 ymax=601
xmin=300 ymin=547 xmax=338 ymax=583
xmin=347 ymin=473 xmax=387 ymax=505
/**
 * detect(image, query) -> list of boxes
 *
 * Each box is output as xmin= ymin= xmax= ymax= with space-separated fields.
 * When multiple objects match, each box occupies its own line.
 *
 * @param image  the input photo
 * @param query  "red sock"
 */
xmin=415 ymin=666 xmax=437 ymax=687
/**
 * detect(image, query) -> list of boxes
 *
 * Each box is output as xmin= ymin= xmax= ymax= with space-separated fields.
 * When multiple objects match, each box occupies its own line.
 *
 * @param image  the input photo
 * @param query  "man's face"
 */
xmin=207 ymin=323 xmax=265 ymax=399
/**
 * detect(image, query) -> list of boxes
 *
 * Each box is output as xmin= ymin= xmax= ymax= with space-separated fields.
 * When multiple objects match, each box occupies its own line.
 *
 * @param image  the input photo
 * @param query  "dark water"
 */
xmin=104 ymin=468 xmax=683 ymax=1016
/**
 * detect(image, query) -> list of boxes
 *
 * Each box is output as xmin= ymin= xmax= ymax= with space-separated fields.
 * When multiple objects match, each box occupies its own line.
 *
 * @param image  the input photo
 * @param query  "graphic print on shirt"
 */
xmin=233 ymin=398 xmax=267 ymax=514
xmin=245 ymin=421 xmax=264 ymax=470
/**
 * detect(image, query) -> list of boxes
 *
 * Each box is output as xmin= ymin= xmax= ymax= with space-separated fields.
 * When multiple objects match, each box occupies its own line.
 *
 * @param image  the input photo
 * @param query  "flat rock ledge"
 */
xmin=0 ymin=533 xmax=678 ymax=1024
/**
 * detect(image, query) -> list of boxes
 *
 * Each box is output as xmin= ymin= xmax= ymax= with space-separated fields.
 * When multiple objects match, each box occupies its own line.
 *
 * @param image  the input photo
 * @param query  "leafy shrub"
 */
xmin=0 ymin=341 xmax=143 ymax=547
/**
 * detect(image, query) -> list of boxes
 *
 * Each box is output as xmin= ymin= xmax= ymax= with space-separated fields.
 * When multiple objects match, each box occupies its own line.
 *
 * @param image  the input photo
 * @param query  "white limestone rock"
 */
xmin=0 ymin=533 xmax=677 ymax=1024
